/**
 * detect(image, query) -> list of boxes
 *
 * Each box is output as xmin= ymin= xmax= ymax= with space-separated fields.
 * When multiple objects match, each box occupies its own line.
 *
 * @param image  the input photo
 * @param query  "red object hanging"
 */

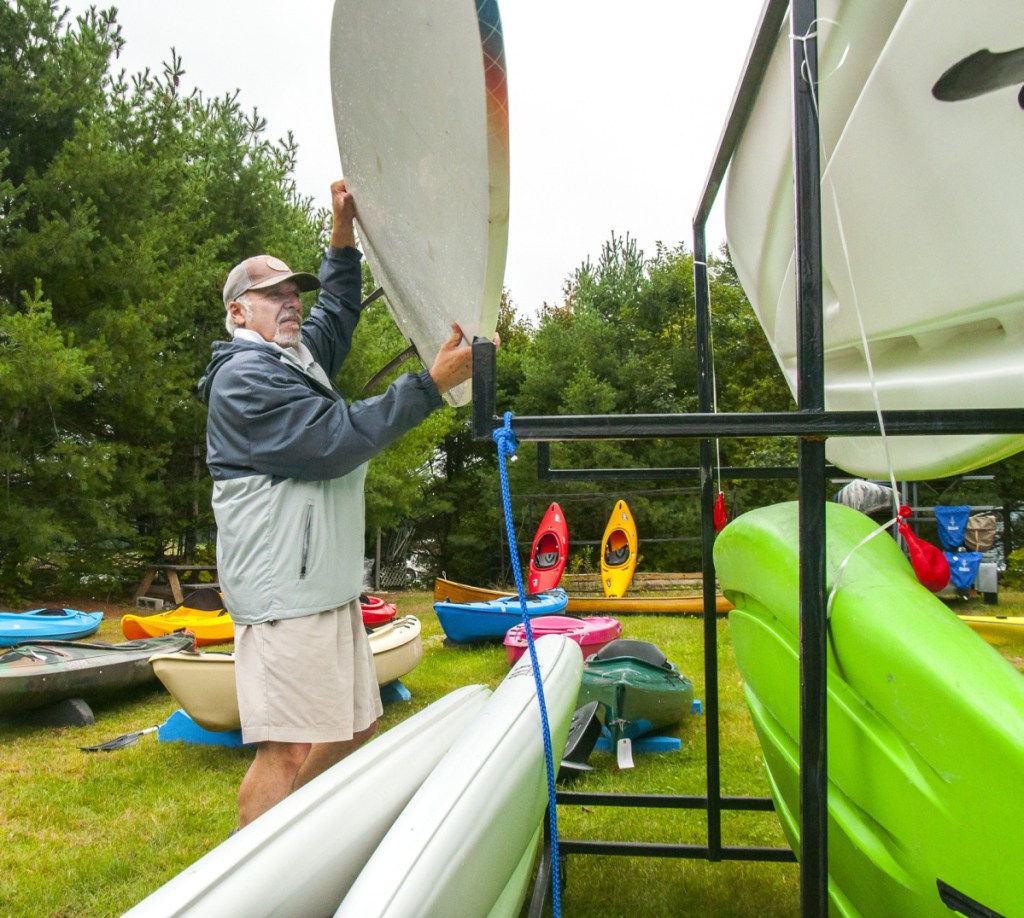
xmin=898 ymin=506 xmax=949 ymax=592
xmin=713 ymin=491 xmax=728 ymax=533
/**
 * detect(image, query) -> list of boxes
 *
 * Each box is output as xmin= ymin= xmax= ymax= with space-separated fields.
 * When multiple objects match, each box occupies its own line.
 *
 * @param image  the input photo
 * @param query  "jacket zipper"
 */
xmin=300 ymin=501 xmax=313 ymax=579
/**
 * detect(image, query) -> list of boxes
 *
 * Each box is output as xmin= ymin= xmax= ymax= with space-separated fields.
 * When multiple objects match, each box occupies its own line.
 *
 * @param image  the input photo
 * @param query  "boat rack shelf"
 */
xmin=470 ymin=0 xmax=1024 ymax=914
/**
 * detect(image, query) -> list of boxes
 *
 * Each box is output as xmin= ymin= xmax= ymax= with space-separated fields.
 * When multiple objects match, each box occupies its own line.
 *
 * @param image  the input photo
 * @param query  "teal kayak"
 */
xmin=0 ymin=608 xmax=103 ymax=647
xmin=576 ymin=639 xmax=694 ymax=742
xmin=714 ymin=501 xmax=1024 ymax=917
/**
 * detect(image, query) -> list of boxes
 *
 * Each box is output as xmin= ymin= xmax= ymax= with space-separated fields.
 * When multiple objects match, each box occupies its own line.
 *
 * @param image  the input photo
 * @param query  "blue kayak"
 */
xmin=0 ymin=608 xmax=104 ymax=647
xmin=433 ymin=589 xmax=568 ymax=643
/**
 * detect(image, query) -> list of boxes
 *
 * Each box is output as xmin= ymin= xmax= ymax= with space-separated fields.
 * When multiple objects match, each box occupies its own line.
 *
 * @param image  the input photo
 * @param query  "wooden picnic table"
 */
xmin=132 ymin=564 xmax=218 ymax=606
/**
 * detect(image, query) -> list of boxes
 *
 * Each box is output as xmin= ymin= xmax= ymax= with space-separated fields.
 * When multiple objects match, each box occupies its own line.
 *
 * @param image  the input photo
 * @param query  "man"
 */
xmin=200 ymin=180 xmax=484 ymax=828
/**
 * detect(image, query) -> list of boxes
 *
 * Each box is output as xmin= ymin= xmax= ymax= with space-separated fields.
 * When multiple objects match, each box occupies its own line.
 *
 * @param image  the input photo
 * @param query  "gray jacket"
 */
xmin=199 ymin=246 xmax=442 ymax=624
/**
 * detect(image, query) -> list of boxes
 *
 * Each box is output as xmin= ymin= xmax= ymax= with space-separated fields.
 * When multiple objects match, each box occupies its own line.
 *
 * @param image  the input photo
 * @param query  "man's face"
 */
xmin=232 ymin=280 xmax=303 ymax=347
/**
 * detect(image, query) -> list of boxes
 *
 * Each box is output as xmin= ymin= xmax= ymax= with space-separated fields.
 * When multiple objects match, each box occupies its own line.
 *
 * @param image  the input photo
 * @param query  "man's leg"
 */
xmin=293 ymin=721 xmax=378 ymax=790
xmin=238 ymin=740 xmax=312 ymax=828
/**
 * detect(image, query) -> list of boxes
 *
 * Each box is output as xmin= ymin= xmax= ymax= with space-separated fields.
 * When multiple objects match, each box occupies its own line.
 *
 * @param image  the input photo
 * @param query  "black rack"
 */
xmin=471 ymin=1 xmax=1024 ymax=914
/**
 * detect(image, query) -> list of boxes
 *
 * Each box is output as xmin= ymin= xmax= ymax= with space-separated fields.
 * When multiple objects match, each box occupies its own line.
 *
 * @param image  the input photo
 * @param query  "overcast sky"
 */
xmin=65 ymin=0 xmax=765 ymax=314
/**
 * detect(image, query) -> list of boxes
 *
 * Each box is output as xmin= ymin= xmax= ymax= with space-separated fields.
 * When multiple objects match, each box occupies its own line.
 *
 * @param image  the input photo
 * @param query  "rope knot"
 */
xmin=492 ymin=410 xmax=519 ymax=460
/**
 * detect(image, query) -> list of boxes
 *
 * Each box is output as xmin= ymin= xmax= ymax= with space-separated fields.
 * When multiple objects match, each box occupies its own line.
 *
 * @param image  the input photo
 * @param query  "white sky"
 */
xmin=66 ymin=0 xmax=765 ymax=314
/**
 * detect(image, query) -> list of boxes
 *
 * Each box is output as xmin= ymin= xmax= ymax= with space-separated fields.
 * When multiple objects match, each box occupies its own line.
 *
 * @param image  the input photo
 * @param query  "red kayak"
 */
xmin=504 ymin=614 xmax=622 ymax=666
xmin=360 ymin=594 xmax=397 ymax=628
xmin=528 ymin=502 xmax=569 ymax=593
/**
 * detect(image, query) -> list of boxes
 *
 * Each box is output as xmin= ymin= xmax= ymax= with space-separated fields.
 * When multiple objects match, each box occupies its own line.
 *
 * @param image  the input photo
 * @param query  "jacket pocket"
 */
xmin=299 ymin=500 xmax=314 ymax=580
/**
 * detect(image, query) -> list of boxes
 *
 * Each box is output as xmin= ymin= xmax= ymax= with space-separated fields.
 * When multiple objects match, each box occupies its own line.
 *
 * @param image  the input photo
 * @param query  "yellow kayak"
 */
xmin=601 ymin=500 xmax=638 ymax=598
xmin=959 ymin=614 xmax=1024 ymax=646
xmin=121 ymin=587 xmax=233 ymax=647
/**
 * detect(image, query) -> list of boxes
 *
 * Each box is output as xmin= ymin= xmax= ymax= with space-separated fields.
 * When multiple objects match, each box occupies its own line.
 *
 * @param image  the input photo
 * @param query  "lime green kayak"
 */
xmin=714 ymin=501 xmax=1024 ymax=917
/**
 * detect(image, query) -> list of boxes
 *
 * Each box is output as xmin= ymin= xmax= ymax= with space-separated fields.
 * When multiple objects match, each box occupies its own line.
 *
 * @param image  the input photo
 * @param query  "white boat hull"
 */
xmin=124 ymin=685 xmax=491 ymax=918
xmin=724 ymin=0 xmax=1024 ymax=479
xmin=335 ymin=634 xmax=584 ymax=918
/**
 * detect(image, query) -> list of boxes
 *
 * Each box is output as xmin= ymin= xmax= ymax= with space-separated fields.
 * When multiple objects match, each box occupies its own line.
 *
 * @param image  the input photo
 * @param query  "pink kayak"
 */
xmin=504 ymin=615 xmax=622 ymax=666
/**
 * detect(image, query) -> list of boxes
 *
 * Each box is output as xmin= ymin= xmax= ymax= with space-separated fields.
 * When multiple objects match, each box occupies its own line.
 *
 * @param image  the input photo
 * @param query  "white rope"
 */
xmin=790 ymin=17 xmax=903 ymax=614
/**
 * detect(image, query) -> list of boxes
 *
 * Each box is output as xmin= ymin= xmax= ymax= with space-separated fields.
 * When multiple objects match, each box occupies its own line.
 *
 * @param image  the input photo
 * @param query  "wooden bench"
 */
xmin=133 ymin=564 xmax=219 ymax=606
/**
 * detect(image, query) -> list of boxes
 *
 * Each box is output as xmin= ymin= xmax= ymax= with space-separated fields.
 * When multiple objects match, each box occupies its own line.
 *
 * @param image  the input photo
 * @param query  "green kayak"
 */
xmin=576 ymin=639 xmax=694 ymax=742
xmin=715 ymin=501 xmax=1024 ymax=917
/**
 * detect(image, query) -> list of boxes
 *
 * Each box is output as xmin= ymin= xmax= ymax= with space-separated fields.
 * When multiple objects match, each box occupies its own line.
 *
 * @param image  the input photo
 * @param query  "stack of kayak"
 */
xmin=150 ymin=616 xmax=425 ymax=732
xmin=0 ymin=633 xmax=195 ymax=716
xmin=0 ymin=607 xmax=103 ymax=647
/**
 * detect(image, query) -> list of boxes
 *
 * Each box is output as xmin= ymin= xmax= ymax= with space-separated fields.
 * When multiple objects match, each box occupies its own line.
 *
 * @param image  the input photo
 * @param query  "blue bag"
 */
xmin=944 ymin=551 xmax=983 ymax=590
xmin=934 ymin=505 xmax=971 ymax=550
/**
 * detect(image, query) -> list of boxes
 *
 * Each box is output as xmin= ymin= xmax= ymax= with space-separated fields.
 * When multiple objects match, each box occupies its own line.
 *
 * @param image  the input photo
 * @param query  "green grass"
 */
xmin=2 ymin=590 xmax=1022 ymax=917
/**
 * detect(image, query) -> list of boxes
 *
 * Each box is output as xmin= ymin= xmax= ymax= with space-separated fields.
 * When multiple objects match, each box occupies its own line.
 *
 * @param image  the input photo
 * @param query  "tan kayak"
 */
xmin=150 ymin=615 xmax=424 ymax=732
xmin=433 ymin=577 xmax=732 ymax=616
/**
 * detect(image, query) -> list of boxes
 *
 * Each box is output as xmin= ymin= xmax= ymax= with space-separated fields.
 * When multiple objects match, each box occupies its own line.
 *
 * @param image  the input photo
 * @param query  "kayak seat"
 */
xmin=604 ymin=545 xmax=630 ymax=566
xmin=534 ymin=550 xmax=559 ymax=570
xmin=594 ymin=639 xmax=670 ymax=669
xmin=181 ymin=587 xmax=224 ymax=612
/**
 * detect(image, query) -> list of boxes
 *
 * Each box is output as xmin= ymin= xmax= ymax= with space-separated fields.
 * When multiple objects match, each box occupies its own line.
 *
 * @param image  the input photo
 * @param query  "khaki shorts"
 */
xmin=235 ymin=599 xmax=383 ymax=744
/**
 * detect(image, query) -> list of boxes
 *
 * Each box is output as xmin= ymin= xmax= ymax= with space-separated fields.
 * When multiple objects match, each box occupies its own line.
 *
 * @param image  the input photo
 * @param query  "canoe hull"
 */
xmin=335 ymin=635 xmax=583 ymax=918
xmin=715 ymin=502 xmax=1024 ymax=916
xmin=125 ymin=685 xmax=492 ymax=918
xmin=0 ymin=634 xmax=195 ymax=716
xmin=434 ymin=577 xmax=732 ymax=616
xmin=724 ymin=0 xmax=1024 ymax=479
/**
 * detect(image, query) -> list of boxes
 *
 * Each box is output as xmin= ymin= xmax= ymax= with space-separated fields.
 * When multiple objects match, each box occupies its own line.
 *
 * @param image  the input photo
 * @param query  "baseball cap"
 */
xmin=222 ymin=255 xmax=320 ymax=307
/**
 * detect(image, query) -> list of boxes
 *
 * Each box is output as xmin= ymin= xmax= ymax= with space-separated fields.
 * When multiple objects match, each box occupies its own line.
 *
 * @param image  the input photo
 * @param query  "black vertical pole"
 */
xmin=791 ymin=0 xmax=829 ymax=914
xmin=693 ymin=220 xmax=722 ymax=860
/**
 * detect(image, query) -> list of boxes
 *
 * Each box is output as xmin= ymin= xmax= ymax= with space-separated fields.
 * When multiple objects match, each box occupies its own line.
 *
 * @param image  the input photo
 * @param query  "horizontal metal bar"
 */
xmin=556 ymin=792 xmax=777 ymax=812
xmin=478 ymin=409 xmax=1024 ymax=441
xmin=559 ymin=840 xmax=798 ymax=863
xmin=539 ymin=465 xmax=805 ymax=482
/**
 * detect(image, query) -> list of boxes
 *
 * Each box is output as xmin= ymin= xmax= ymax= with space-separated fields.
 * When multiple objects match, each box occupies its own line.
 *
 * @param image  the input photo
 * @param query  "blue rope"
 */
xmin=493 ymin=411 xmax=562 ymax=916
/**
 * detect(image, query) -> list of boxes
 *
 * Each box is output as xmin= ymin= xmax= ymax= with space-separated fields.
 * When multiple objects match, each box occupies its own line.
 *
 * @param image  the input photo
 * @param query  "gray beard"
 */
xmin=275 ymin=327 xmax=302 ymax=348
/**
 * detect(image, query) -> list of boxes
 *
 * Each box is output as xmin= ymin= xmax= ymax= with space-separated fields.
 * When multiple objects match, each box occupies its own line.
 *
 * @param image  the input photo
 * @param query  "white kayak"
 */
xmin=330 ymin=0 xmax=509 ymax=406
xmin=124 ymin=684 xmax=491 ymax=918
xmin=724 ymin=0 xmax=1024 ymax=480
xmin=335 ymin=634 xmax=583 ymax=918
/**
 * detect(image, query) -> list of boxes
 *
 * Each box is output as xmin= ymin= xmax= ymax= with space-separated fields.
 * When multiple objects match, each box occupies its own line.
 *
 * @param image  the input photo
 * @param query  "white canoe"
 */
xmin=150 ymin=615 xmax=424 ymax=732
xmin=124 ymin=684 xmax=491 ymax=918
xmin=330 ymin=0 xmax=509 ymax=406
xmin=335 ymin=634 xmax=583 ymax=918
xmin=724 ymin=0 xmax=1024 ymax=480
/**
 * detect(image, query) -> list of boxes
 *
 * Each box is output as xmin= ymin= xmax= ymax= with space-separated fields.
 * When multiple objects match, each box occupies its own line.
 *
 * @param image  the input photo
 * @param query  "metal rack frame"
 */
xmin=470 ymin=1 xmax=1024 ymax=913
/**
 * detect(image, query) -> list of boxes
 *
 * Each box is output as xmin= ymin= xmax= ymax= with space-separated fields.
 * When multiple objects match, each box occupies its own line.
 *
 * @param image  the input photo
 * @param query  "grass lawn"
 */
xmin=1 ymin=589 xmax=1021 ymax=917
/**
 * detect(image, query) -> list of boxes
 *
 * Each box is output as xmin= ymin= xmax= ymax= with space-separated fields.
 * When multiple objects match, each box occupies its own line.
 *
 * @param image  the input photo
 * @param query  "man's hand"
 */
xmin=429 ymin=323 xmax=501 ymax=396
xmin=330 ymin=180 xmax=357 ymax=249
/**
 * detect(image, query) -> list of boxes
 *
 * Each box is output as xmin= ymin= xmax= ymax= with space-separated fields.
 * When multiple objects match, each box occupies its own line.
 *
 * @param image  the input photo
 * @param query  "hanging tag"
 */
xmin=616 ymin=738 xmax=635 ymax=770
